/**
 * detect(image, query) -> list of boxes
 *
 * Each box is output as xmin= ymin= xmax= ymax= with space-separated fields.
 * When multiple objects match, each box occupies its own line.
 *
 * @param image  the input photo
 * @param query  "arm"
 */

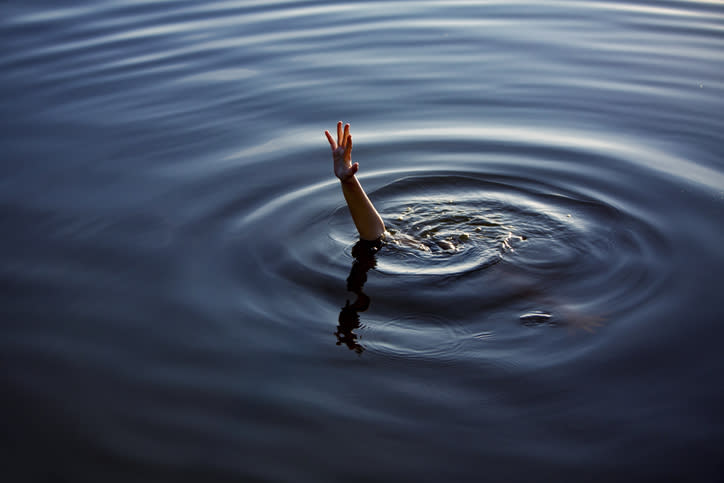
xmin=325 ymin=122 xmax=385 ymax=241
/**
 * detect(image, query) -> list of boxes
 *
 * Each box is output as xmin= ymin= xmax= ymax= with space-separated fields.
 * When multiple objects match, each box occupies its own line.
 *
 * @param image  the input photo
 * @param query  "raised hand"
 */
xmin=324 ymin=120 xmax=385 ymax=240
xmin=325 ymin=121 xmax=358 ymax=182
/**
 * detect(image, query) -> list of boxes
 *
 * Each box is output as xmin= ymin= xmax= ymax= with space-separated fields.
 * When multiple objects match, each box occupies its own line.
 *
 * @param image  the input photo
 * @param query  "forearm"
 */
xmin=340 ymin=176 xmax=385 ymax=241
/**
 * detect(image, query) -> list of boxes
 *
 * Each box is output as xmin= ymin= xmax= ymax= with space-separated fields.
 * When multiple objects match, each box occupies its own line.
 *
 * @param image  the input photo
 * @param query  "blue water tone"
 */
xmin=2 ymin=1 xmax=723 ymax=482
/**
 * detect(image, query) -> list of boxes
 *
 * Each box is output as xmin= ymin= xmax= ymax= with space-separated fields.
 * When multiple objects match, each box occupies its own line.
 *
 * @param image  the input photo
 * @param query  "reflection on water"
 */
xmin=335 ymin=239 xmax=382 ymax=354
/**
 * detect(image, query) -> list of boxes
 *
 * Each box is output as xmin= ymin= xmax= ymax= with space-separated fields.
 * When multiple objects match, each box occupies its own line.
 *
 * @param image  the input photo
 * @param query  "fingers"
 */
xmin=344 ymin=133 xmax=352 ymax=162
xmin=335 ymin=121 xmax=352 ymax=148
xmin=324 ymin=130 xmax=337 ymax=150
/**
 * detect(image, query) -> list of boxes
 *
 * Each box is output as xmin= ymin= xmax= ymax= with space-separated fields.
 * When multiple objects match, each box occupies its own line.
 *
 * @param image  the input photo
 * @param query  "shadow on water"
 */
xmin=335 ymin=239 xmax=382 ymax=354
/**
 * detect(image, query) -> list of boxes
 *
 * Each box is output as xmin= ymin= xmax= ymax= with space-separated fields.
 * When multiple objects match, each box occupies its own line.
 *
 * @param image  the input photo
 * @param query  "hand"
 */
xmin=325 ymin=121 xmax=358 ymax=182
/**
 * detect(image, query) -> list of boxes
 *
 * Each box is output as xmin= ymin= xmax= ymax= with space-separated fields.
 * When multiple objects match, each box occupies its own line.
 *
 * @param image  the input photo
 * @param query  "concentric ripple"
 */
xmin=360 ymin=313 xmax=469 ymax=362
xmin=2 ymin=0 xmax=723 ymax=479
xmin=234 ymin=133 xmax=673 ymax=360
xmin=331 ymin=174 xmax=621 ymax=277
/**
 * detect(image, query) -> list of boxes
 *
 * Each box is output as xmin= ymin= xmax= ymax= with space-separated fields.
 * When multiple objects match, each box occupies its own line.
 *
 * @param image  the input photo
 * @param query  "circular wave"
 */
xmin=331 ymin=175 xmax=620 ymax=278
xmin=232 ymin=136 xmax=673 ymax=361
xmin=360 ymin=313 xmax=469 ymax=362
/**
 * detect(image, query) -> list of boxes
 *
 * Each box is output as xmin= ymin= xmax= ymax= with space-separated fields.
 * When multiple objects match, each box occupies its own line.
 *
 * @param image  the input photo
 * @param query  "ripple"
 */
xmin=237 ymin=173 xmax=668 ymax=363
xmin=331 ymin=174 xmax=618 ymax=277
xmin=361 ymin=313 xmax=469 ymax=362
xmin=2 ymin=0 xmax=723 ymax=479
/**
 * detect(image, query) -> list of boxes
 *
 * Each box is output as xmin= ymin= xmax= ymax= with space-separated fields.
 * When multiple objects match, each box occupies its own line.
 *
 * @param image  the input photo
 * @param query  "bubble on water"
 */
xmin=519 ymin=311 xmax=553 ymax=325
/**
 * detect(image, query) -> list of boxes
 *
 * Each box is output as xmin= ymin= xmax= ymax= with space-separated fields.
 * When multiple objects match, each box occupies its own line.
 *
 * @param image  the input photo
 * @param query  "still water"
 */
xmin=2 ymin=1 xmax=723 ymax=481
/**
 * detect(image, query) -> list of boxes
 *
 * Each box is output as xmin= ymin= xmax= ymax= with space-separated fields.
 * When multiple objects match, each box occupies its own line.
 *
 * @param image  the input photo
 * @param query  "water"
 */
xmin=2 ymin=1 xmax=723 ymax=481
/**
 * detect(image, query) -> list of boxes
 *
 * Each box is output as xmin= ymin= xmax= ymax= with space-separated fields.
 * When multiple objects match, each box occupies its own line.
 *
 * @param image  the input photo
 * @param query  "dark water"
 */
xmin=2 ymin=1 xmax=723 ymax=481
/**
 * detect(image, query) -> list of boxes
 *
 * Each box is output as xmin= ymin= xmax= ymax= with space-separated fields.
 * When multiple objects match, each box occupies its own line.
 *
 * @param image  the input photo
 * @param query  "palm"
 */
xmin=333 ymin=147 xmax=354 ymax=179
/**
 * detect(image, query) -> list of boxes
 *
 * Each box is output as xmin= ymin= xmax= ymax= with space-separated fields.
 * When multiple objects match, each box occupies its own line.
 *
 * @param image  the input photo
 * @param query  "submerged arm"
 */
xmin=325 ymin=122 xmax=385 ymax=241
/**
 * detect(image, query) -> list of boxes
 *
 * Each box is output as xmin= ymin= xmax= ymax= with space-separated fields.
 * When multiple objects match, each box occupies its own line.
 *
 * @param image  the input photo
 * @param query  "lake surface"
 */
xmin=2 ymin=1 xmax=723 ymax=481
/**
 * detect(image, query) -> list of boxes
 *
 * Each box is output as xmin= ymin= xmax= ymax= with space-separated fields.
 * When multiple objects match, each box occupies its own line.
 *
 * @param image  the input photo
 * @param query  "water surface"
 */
xmin=2 ymin=1 xmax=723 ymax=482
